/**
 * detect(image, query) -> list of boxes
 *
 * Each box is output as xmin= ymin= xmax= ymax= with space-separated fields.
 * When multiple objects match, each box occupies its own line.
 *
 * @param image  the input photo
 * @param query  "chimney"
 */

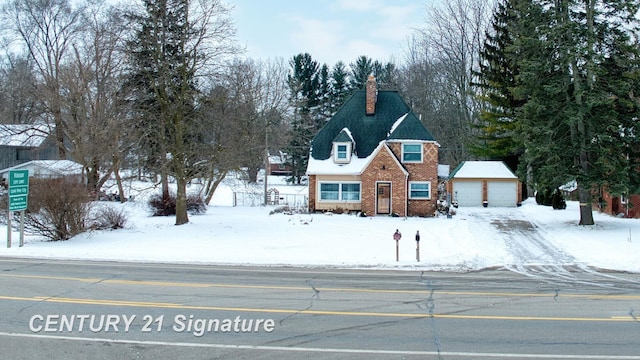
xmin=366 ymin=74 xmax=377 ymax=115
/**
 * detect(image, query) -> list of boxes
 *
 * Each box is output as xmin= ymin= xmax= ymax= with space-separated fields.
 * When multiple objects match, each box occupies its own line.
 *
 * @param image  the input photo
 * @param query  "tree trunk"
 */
xmin=204 ymin=171 xmax=227 ymax=205
xmin=175 ymin=177 xmax=189 ymax=225
xmin=577 ymin=183 xmax=594 ymax=225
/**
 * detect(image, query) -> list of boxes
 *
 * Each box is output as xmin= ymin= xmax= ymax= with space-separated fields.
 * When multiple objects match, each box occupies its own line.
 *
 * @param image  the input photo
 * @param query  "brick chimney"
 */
xmin=365 ymin=74 xmax=377 ymax=115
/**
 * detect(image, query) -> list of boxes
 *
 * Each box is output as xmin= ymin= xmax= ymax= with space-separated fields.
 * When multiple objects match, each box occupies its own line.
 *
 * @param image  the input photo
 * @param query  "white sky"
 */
xmin=229 ymin=0 xmax=436 ymax=66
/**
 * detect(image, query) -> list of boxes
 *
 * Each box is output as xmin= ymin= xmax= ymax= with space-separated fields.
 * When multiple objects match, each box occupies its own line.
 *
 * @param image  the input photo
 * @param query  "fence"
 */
xmin=233 ymin=191 xmax=308 ymax=209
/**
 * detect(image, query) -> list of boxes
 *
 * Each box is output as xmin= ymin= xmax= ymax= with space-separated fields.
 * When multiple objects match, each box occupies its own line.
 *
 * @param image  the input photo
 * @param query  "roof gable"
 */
xmin=310 ymin=90 xmax=435 ymax=160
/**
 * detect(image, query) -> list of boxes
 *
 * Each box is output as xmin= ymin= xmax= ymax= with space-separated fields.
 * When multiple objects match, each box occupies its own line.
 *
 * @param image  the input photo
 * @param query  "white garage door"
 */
xmin=488 ymin=181 xmax=517 ymax=207
xmin=452 ymin=181 xmax=482 ymax=207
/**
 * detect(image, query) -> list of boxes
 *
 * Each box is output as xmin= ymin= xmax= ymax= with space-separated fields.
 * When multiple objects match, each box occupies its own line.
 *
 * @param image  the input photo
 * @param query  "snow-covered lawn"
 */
xmin=1 ymin=176 xmax=639 ymax=273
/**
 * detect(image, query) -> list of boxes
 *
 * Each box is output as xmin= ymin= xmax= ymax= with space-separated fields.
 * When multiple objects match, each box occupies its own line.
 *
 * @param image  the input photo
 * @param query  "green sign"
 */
xmin=8 ymin=169 xmax=29 ymax=211
xmin=9 ymin=195 xmax=28 ymax=211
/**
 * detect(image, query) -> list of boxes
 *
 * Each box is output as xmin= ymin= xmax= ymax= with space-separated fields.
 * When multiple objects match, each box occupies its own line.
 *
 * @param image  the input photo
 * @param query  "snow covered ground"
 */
xmin=1 ymin=176 xmax=639 ymax=274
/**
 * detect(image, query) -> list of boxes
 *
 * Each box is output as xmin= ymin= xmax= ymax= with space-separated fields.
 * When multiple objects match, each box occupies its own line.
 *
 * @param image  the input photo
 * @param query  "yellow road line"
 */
xmin=0 ymin=295 xmax=636 ymax=322
xmin=1 ymin=273 xmax=639 ymax=300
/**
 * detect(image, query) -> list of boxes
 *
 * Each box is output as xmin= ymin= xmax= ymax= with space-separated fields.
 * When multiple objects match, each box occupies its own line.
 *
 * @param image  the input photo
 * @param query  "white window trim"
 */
xmin=409 ymin=181 xmax=431 ymax=200
xmin=318 ymin=181 xmax=361 ymax=202
xmin=402 ymin=143 xmax=423 ymax=163
xmin=333 ymin=142 xmax=352 ymax=163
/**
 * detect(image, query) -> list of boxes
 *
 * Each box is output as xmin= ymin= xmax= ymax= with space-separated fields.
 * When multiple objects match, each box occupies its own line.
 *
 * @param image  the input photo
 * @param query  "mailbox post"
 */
xmin=393 ymin=229 xmax=401 ymax=262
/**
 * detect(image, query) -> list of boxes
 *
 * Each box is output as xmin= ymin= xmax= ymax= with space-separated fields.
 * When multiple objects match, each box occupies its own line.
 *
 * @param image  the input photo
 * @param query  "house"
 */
xmin=0 ymin=124 xmax=59 ymax=170
xmin=0 ymin=160 xmax=84 ymax=183
xmin=447 ymin=161 xmax=522 ymax=207
xmin=267 ymin=151 xmax=292 ymax=176
xmin=595 ymin=189 xmax=640 ymax=218
xmin=306 ymin=75 xmax=439 ymax=217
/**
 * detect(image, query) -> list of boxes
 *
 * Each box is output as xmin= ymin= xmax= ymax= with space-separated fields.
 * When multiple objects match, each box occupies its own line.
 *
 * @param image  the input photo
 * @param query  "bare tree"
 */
xmin=402 ymin=0 xmax=493 ymax=167
xmin=2 ymin=0 xmax=86 ymax=159
xmin=0 ymin=54 xmax=41 ymax=124
xmin=61 ymin=2 xmax=130 ymax=196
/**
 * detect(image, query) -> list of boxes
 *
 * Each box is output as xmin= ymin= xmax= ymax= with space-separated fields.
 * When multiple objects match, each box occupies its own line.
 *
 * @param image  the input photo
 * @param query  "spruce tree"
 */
xmin=472 ymin=0 xmax=525 ymax=165
xmin=514 ymin=0 xmax=640 ymax=225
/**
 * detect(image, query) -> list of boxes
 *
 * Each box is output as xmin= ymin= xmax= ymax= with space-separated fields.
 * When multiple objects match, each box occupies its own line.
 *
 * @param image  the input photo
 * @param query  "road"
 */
xmin=1 ymin=257 xmax=639 ymax=359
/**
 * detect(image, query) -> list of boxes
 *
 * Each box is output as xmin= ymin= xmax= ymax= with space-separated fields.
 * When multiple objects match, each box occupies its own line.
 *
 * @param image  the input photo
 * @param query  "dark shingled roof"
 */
xmin=332 ymin=129 xmax=353 ymax=143
xmin=311 ymin=90 xmax=435 ymax=160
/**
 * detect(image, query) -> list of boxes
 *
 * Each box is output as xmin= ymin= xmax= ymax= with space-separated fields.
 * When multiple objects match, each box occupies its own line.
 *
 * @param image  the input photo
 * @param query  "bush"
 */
xmin=92 ymin=205 xmax=128 ymax=230
xmin=22 ymin=178 xmax=91 ymax=241
xmin=551 ymin=190 xmax=567 ymax=210
xmin=148 ymin=192 xmax=207 ymax=216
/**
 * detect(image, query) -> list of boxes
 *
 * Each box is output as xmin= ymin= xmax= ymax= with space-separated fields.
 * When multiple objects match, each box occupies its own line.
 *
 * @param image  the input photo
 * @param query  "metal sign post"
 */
xmin=7 ymin=170 xmax=29 ymax=248
xmin=393 ymin=229 xmax=401 ymax=262
xmin=415 ymin=230 xmax=421 ymax=262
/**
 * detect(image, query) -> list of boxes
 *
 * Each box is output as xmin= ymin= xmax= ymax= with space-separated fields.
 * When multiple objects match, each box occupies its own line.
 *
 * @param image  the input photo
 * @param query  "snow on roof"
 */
xmin=438 ymin=164 xmax=450 ymax=178
xmin=0 ymin=124 xmax=51 ymax=147
xmin=0 ymin=160 xmax=83 ymax=178
xmin=306 ymin=141 xmax=408 ymax=176
xmin=387 ymin=113 xmax=408 ymax=137
xmin=451 ymin=161 xmax=516 ymax=179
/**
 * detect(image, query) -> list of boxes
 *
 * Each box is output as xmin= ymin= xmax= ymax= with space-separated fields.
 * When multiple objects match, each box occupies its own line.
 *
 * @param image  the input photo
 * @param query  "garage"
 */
xmin=452 ymin=181 xmax=482 ymax=207
xmin=448 ymin=161 xmax=520 ymax=207
xmin=488 ymin=181 xmax=518 ymax=207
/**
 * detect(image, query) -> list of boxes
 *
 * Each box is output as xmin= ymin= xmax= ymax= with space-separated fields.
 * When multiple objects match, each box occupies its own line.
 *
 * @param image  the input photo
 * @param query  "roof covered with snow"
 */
xmin=310 ymin=90 xmax=435 ymax=161
xmin=0 ymin=160 xmax=83 ymax=178
xmin=0 ymin=124 xmax=52 ymax=147
xmin=449 ymin=161 xmax=517 ymax=179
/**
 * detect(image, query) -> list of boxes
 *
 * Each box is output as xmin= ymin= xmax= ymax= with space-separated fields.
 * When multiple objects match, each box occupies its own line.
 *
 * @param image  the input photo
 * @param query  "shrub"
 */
xmin=22 ymin=178 xmax=91 ymax=241
xmin=148 ymin=192 xmax=207 ymax=216
xmin=92 ymin=205 xmax=128 ymax=230
xmin=551 ymin=190 xmax=567 ymax=210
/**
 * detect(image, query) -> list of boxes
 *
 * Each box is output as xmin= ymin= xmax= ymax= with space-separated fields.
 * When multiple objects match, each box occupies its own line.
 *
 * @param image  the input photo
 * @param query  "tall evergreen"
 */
xmin=513 ymin=0 xmax=640 ymax=225
xmin=286 ymin=53 xmax=321 ymax=184
xmin=472 ymin=0 xmax=525 ymax=168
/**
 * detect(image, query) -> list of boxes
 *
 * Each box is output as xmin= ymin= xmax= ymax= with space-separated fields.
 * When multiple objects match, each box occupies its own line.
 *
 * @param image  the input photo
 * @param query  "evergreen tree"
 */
xmin=329 ymin=61 xmax=350 ymax=113
xmin=286 ymin=53 xmax=321 ymax=184
xmin=472 ymin=0 xmax=525 ymax=166
xmin=349 ymin=55 xmax=373 ymax=89
xmin=513 ymin=0 xmax=640 ymax=225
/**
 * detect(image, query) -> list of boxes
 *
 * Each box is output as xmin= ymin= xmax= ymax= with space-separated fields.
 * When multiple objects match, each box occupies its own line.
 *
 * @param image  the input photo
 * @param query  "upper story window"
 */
xmin=402 ymin=143 xmax=422 ymax=163
xmin=333 ymin=142 xmax=352 ymax=163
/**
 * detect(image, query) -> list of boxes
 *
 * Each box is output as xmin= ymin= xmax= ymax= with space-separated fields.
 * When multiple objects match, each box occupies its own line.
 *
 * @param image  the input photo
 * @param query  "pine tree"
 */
xmin=286 ymin=53 xmax=321 ymax=184
xmin=514 ymin=0 xmax=640 ymax=225
xmin=472 ymin=0 xmax=525 ymax=165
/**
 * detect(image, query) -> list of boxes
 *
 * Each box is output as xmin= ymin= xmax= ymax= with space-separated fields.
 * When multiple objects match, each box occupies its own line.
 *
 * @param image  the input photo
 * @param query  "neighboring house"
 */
xmin=595 ymin=190 xmax=640 ymax=219
xmin=0 ymin=124 xmax=59 ymax=170
xmin=306 ymin=75 xmax=439 ymax=217
xmin=448 ymin=161 xmax=522 ymax=207
xmin=0 ymin=160 xmax=84 ymax=183
xmin=268 ymin=151 xmax=292 ymax=176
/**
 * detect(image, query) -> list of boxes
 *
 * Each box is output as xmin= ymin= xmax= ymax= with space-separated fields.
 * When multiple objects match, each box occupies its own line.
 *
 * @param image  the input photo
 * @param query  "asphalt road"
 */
xmin=1 ymin=258 xmax=639 ymax=359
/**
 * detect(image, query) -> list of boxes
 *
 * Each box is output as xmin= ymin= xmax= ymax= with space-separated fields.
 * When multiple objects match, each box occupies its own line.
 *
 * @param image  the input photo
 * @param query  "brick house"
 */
xmin=595 ymin=190 xmax=640 ymax=218
xmin=306 ymin=75 xmax=439 ymax=217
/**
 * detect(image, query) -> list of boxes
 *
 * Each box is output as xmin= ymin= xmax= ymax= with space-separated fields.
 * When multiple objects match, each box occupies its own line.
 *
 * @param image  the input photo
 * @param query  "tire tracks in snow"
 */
xmin=470 ymin=211 xmax=640 ymax=291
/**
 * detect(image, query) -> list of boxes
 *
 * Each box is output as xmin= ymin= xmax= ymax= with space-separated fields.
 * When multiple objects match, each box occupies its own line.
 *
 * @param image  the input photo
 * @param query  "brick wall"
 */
xmin=361 ymin=145 xmax=407 ymax=216
xmin=308 ymin=175 xmax=316 ymax=212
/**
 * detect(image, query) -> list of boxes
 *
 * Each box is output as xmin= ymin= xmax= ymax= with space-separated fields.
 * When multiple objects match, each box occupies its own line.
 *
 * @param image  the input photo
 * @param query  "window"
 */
xmin=402 ymin=144 xmax=422 ymax=162
xmin=341 ymin=183 xmax=360 ymax=201
xmin=320 ymin=183 xmax=339 ymax=200
xmin=337 ymin=145 xmax=347 ymax=159
xmin=333 ymin=143 xmax=351 ymax=163
xmin=319 ymin=182 xmax=361 ymax=201
xmin=409 ymin=182 xmax=431 ymax=199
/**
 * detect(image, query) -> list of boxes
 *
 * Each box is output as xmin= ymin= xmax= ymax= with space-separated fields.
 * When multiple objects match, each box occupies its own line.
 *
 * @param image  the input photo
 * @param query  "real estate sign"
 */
xmin=8 ymin=170 xmax=29 ymax=211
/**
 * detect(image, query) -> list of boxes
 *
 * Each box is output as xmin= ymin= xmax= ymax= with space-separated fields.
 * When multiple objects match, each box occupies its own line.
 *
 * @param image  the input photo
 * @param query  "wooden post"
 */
xmin=396 ymin=240 xmax=399 ymax=262
xmin=6 ymin=209 xmax=10 ymax=248
xmin=19 ymin=210 xmax=25 ymax=247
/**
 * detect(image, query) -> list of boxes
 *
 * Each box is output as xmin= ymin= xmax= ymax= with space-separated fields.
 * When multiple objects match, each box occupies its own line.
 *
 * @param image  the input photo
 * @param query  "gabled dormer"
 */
xmin=332 ymin=128 xmax=355 ymax=164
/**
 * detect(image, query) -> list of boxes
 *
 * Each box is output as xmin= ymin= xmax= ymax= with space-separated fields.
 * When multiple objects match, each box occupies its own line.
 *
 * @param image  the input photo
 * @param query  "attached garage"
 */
xmin=448 ymin=161 xmax=521 ymax=207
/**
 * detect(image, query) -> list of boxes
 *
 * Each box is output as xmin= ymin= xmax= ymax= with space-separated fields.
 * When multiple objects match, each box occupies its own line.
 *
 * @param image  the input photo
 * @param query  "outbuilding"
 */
xmin=447 ymin=161 xmax=521 ymax=207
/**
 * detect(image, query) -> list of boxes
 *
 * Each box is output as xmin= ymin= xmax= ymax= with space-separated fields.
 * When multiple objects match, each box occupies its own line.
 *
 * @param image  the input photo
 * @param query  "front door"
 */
xmin=377 ymin=183 xmax=391 ymax=214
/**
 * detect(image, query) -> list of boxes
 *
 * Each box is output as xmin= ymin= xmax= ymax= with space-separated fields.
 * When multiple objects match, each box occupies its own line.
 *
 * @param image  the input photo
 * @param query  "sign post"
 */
xmin=415 ymin=230 xmax=420 ymax=262
xmin=7 ymin=170 xmax=29 ymax=248
xmin=393 ymin=229 xmax=401 ymax=262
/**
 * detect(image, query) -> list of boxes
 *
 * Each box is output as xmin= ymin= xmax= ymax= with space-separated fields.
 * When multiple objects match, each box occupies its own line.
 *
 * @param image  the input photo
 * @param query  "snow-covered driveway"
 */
xmin=468 ymin=209 xmax=640 ymax=290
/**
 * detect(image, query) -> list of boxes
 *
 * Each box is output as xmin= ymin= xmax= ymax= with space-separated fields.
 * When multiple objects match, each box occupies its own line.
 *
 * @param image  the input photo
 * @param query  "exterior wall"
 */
xmin=361 ymin=146 xmax=408 ymax=216
xmin=310 ymin=174 xmax=362 ymax=212
xmin=596 ymin=192 xmax=640 ymax=219
xmin=387 ymin=142 xmax=439 ymax=217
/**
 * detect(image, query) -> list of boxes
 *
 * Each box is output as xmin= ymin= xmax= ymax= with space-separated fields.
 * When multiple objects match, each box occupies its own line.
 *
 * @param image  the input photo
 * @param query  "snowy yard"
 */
xmin=1 ymin=176 xmax=639 ymax=273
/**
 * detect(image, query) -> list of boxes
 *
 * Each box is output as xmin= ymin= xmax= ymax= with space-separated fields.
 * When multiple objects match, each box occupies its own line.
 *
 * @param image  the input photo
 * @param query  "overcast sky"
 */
xmin=229 ymin=0 xmax=435 ymax=66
